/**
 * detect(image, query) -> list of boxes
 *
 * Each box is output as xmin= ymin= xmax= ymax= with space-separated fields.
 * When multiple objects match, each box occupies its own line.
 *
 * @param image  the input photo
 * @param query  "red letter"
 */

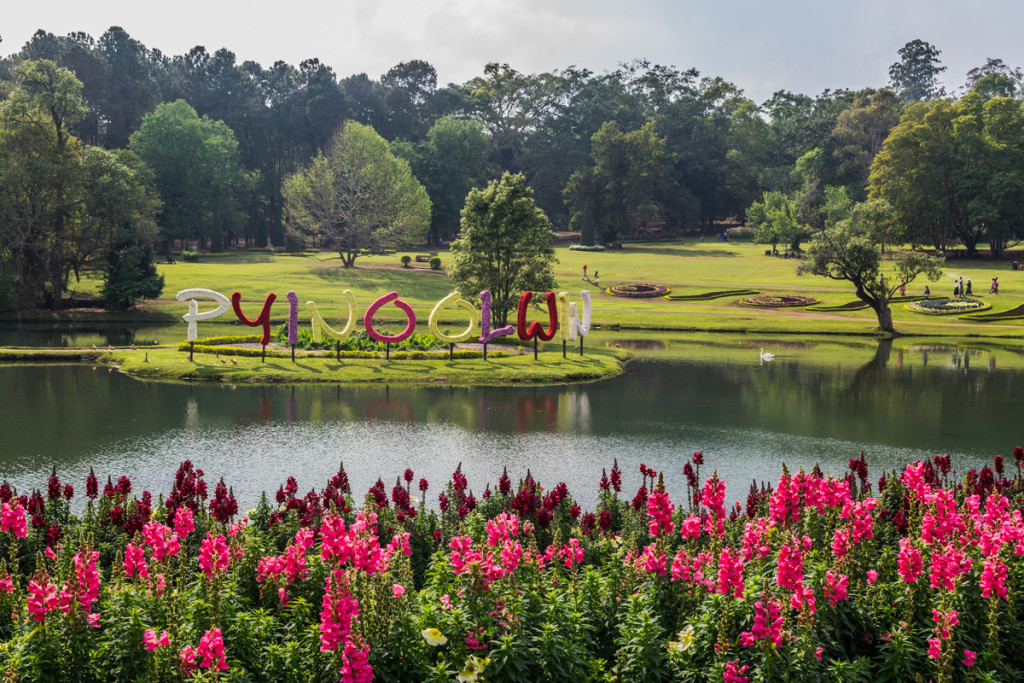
xmin=517 ymin=291 xmax=558 ymax=342
xmin=231 ymin=291 xmax=277 ymax=345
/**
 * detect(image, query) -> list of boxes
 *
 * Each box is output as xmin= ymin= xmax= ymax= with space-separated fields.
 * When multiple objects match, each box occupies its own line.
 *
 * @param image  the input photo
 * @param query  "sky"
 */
xmin=3 ymin=0 xmax=1024 ymax=104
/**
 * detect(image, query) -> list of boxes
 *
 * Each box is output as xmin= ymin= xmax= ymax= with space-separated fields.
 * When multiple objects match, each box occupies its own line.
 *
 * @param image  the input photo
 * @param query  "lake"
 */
xmin=1 ymin=330 xmax=1020 ymax=510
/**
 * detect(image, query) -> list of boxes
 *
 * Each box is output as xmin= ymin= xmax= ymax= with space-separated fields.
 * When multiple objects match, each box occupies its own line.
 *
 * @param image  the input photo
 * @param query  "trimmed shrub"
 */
xmin=401 ymin=255 xmax=412 ymax=268
xmin=429 ymin=256 xmax=442 ymax=270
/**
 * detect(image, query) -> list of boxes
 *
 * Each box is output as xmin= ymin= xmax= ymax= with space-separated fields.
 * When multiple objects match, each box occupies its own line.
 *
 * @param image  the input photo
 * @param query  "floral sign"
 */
xmin=175 ymin=288 xmax=593 ymax=359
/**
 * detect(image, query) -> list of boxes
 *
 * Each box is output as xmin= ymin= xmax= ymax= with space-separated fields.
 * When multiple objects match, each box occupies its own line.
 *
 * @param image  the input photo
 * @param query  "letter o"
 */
xmin=429 ymin=292 xmax=478 ymax=343
xmin=364 ymin=291 xmax=417 ymax=343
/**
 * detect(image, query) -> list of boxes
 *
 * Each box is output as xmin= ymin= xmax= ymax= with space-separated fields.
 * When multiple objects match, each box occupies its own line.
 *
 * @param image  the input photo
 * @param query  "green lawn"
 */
xmin=57 ymin=240 xmax=1024 ymax=338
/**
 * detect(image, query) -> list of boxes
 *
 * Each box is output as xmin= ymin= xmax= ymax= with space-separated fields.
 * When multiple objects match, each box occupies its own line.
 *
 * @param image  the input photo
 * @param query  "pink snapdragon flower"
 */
xmin=173 ymin=505 xmax=194 ymax=538
xmin=823 ymin=570 xmax=848 ymax=607
xmin=486 ymin=513 xmax=519 ymax=547
xmin=62 ymin=549 xmax=101 ymax=614
xmin=723 ymin=659 xmax=750 ymax=683
xmin=638 ymin=543 xmax=667 ymax=576
xmin=142 ymin=522 xmax=180 ymax=561
xmin=143 ymin=629 xmax=171 ymax=651
xmin=776 ymin=542 xmax=803 ymax=591
xmin=716 ymin=547 xmax=744 ymax=598
xmin=680 ymin=514 xmax=702 ymax=539
xmin=124 ymin=541 xmax=149 ymax=579
xmin=340 ymin=637 xmax=373 ymax=683
xmin=198 ymin=532 xmax=231 ymax=579
xmin=320 ymin=569 xmax=360 ymax=652
xmin=929 ymin=545 xmax=972 ymax=591
xmin=197 ymin=627 xmax=228 ymax=671
xmin=896 ymin=538 xmax=923 ymax=583
xmin=646 ymin=489 xmax=675 ymax=536
xmin=980 ymin=555 xmax=1008 ymax=599
xmin=0 ymin=501 xmax=27 ymax=538
xmin=561 ymin=538 xmax=585 ymax=569
xmin=179 ymin=645 xmax=197 ymax=672
xmin=27 ymin=576 xmax=58 ymax=621
xmin=740 ymin=598 xmax=785 ymax=647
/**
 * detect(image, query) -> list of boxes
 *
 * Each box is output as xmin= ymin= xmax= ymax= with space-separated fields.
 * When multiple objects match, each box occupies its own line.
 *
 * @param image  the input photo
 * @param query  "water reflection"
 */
xmin=0 ymin=335 xmax=1021 ymax=511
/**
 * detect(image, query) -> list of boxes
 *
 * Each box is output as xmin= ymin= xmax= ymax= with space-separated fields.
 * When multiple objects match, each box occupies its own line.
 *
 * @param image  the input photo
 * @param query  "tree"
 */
xmin=83 ymin=147 xmax=164 ymax=308
xmin=798 ymin=203 xmax=943 ymax=333
xmin=0 ymin=61 xmax=163 ymax=310
xmin=964 ymin=58 xmax=1022 ymax=99
xmin=889 ymin=40 xmax=947 ymax=103
xmin=392 ymin=116 xmax=490 ymax=245
xmin=869 ymin=95 xmax=1024 ymax=257
xmin=448 ymin=173 xmax=556 ymax=327
xmin=868 ymin=101 xmax=961 ymax=251
xmin=0 ymin=59 xmax=87 ymax=309
xmin=745 ymin=191 xmax=805 ymax=252
xmin=564 ymin=120 xmax=674 ymax=245
xmin=282 ymin=121 xmax=431 ymax=266
xmin=831 ymin=88 xmax=900 ymax=193
xmin=129 ymin=100 xmax=252 ymax=251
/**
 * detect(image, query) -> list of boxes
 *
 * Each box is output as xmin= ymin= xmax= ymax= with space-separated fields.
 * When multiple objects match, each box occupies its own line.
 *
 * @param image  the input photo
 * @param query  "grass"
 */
xmin=110 ymin=345 xmax=627 ymax=386
xmin=17 ymin=240 xmax=1024 ymax=340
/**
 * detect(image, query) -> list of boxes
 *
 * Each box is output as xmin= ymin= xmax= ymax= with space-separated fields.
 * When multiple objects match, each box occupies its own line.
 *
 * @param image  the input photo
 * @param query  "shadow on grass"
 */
xmin=630 ymin=246 xmax=739 ymax=258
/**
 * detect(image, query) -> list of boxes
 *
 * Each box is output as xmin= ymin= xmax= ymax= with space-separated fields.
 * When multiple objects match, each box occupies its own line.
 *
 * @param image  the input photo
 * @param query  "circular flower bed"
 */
xmin=606 ymin=282 xmax=670 ymax=298
xmin=905 ymin=297 xmax=991 ymax=315
xmin=739 ymin=294 xmax=818 ymax=307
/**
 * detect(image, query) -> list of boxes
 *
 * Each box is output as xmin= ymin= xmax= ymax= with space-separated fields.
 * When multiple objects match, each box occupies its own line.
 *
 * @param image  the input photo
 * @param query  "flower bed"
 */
xmin=666 ymin=289 xmax=759 ymax=301
xmin=1 ymin=452 xmax=1022 ymax=681
xmin=607 ymin=282 xmax=670 ymax=298
xmin=905 ymin=297 xmax=992 ymax=315
xmin=959 ymin=303 xmax=1024 ymax=321
xmin=739 ymin=293 xmax=818 ymax=307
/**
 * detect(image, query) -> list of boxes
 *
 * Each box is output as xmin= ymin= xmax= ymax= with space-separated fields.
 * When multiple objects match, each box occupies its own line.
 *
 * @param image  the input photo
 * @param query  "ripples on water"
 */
xmin=0 ymin=336 xmax=1018 ymax=510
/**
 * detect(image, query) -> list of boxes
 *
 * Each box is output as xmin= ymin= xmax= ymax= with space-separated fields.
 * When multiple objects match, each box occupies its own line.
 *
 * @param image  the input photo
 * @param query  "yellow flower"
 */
xmin=421 ymin=628 xmax=447 ymax=646
xmin=457 ymin=656 xmax=488 ymax=682
xmin=676 ymin=625 xmax=694 ymax=652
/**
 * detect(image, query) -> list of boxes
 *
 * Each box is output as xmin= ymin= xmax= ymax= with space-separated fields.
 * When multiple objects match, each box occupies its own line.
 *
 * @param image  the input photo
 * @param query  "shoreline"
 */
xmin=0 ymin=346 xmax=630 ymax=386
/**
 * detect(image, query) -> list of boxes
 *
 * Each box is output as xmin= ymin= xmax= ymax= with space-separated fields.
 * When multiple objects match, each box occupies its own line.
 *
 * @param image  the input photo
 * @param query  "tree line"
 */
xmin=1 ymin=28 xmax=1022 ymax=310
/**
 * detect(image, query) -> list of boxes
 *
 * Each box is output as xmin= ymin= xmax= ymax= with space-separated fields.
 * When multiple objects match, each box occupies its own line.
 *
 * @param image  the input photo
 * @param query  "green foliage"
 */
xmin=101 ymin=243 xmax=164 ymax=309
xmin=429 ymin=256 xmax=441 ymax=270
xmin=401 ymin=255 xmax=412 ymax=267
xmin=448 ymin=172 xmax=557 ymax=327
xmin=565 ymin=120 xmax=675 ymax=246
xmin=888 ymin=40 xmax=947 ymax=103
xmin=181 ymin=251 xmax=200 ymax=263
xmin=129 ymin=100 xmax=253 ymax=252
xmin=283 ymin=121 xmax=431 ymax=267
xmin=799 ymin=204 xmax=944 ymax=332
xmin=275 ymin=327 xmax=446 ymax=352
xmin=393 ymin=116 xmax=490 ymax=245
xmin=746 ymin=191 xmax=807 ymax=251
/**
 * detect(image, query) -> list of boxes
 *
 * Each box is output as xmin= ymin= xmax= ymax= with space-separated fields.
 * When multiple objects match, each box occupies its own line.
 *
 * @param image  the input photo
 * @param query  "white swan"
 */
xmin=759 ymin=348 xmax=775 ymax=362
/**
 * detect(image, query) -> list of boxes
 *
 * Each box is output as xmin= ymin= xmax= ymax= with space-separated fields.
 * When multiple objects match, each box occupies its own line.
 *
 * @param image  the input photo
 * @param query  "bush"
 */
xmin=401 ymin=255 xmax=412 ymax=268
xmin=725 ymin=226 xmax=757 ymax=242
xmin=181 ymin=251 xmax=200 ymax=263
xmin=569 ymin=244 xmax=607 ymax=252
xmin=429 ymin=256 xmax=441 ymax=270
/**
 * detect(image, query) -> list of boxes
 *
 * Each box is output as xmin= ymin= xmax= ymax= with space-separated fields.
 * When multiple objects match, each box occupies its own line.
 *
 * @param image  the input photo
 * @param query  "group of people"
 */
xmin=581 ymin=264 xmax=599 ymax=284
xmin=953 ymin=277 xmax=972 ymax=297
xmin=922 ymin=276 xmax=999 ymax=299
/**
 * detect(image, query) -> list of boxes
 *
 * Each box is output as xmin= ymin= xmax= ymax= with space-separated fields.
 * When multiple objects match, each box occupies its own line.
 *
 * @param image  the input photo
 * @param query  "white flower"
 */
xmin=457 ymin=656 xmax=488 ymax=682
xmin=421 ymin=628 xmax=447 ymax=646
